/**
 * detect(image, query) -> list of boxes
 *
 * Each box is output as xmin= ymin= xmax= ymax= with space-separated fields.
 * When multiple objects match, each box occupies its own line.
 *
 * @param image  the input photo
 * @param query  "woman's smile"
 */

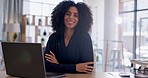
xmin=64 ymin=6 xmax=79 ymax=29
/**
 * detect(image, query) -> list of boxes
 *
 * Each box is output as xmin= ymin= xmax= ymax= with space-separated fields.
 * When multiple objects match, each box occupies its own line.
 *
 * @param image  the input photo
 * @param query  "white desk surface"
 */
xmin=0 ymin=71 xmax=134 ymax=78
xmin=131 ymin=59 xmax=148 ymax=68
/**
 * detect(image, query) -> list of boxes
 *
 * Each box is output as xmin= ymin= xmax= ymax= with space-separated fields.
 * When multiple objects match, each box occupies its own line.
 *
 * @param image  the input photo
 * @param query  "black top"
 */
xmin=44 ymin=31 xmax=94 ymax=73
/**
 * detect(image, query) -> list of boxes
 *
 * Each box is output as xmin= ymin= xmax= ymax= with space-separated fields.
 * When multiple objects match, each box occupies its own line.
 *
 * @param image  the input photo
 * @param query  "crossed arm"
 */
xmin=45 ymin=51 xmax=94 ymax=73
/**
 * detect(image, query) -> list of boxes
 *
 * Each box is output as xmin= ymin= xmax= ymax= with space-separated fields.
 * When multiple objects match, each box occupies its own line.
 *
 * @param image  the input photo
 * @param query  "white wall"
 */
xmin=84 ymin=0 xmax=119 ymax=72
xmin=84 ymin=0 xmax=104 ymax=49
xmin=84 ymin=0 xmax=105 ymax=72
xmin=103 ymin=0 xmax=119 ymax=72
xmin=104 ymin=0 xmax=119 ymax=41
xmin=0 ymin=0 xmax=4 ymax=40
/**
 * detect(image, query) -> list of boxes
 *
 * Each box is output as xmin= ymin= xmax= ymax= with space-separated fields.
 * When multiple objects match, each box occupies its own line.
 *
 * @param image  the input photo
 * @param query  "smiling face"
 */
xmin=64 ymin=6 xmax=79 ymax=30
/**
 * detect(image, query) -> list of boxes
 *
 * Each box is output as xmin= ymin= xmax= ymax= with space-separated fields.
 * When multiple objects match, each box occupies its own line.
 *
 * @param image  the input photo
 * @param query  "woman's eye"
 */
xmin=74 ymin=14 xmax=78 ymax=17
xmin=66 ymin=13 xmax=71 ymax=16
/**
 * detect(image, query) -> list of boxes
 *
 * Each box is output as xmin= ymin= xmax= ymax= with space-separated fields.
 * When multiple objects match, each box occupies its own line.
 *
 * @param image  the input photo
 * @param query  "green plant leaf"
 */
xmin=13 ymin=33 xmax=17 ymax=42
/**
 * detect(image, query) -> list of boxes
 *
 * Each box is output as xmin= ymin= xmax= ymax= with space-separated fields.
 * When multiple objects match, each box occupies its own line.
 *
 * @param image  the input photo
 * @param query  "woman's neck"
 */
xmin=64 ymin=29 xmax=74 ymax=38
xmin=64 ymin=29 xmax=74 ymax=47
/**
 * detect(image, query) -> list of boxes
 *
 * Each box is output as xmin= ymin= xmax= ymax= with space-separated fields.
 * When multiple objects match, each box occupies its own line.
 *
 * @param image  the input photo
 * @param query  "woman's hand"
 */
xmin=76 ymin=62 xmax=94 ymax=73
xmin=45 ymin=51 xmax=59 ymax=64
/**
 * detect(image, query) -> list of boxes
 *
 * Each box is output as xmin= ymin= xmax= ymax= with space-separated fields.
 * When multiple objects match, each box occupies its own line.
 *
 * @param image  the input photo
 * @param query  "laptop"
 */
xmin=1 ymin=42 xmax=65 ymax=78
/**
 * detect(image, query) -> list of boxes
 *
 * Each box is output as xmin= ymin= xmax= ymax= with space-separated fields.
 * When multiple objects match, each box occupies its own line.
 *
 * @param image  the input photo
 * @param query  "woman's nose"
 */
xmin=69 ymin=14 xmax=73 ymax=18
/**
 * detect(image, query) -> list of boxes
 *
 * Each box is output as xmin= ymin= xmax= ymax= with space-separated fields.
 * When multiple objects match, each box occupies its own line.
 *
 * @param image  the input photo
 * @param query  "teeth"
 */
xmin=68 ymin=22 xmax=73 ymax=23
xmin=67 ymin=21 xmax=74 ymax=23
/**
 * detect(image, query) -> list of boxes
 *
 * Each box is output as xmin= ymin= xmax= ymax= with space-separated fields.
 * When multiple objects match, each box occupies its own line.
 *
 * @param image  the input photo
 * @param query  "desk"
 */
xmin=131 ymin=59 xmax=148 ymax=76
xmin=0 ymin=71 xmax=134 ymax=78
xmin=131 ymin=59 xmax=148 ymax=68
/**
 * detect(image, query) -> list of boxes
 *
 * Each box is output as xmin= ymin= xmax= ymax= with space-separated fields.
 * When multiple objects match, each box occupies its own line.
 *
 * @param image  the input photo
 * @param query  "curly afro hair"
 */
xmin=75 ymin=2 xmax=93 ymax=33
xmin=50 ymin=1 xmax=93 ymax=34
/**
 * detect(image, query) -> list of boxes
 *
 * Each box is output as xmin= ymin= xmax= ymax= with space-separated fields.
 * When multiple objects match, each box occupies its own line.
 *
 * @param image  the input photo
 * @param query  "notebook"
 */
xmin=1 ymin=42 xmax=65 ymax=78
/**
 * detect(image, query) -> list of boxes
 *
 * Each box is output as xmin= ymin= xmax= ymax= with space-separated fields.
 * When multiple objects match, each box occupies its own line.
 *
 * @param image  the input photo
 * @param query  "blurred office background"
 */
xmin=0 ymin=0 xmax=148 ymax=72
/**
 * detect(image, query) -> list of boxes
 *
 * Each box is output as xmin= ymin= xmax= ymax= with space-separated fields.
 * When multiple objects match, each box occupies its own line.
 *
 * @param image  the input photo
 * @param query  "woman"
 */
xmin=44 ymin=1 xmax=94 ymax=73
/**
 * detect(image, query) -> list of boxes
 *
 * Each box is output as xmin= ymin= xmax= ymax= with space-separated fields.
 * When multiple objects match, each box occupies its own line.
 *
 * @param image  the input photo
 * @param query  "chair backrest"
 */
xmin=0 ymin=42 xmax=3 ymax=63
xmin=0 ymin=42 xmax=5 ymax=71
xmin=0 ymin=42 xmax=2 ymax=57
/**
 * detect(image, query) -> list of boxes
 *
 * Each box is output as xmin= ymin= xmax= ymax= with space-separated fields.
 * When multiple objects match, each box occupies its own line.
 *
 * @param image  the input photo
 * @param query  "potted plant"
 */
xmin=41 ymin=38 xmax=45 ymax=47
xmin=43 ymin=29 xmax=47 ymax=36
xmin=13 ymin=33 xmax=17 ymax=42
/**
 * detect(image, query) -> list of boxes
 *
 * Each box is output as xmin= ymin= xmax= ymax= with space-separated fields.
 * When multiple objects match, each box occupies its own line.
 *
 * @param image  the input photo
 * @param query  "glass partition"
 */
xmin=137 ymin=0 xmax=148 ymax=10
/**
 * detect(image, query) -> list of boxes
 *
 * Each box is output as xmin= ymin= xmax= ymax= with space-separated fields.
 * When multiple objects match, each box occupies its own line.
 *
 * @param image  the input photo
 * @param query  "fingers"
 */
xmin=45 ymin=51 xmax=55 ymax=60
xmin=50 ymin=51 xmax=56 ymax=57
xmin=45 ymin=54 xmax=53 ymax=63
xmin=85 ymin=69 xmax=93 ymax=73
xmin=45 ymin=51 xmax=55 ymax=59
xmin=85 ymin=62 xmax=94 ymax=65
xmin=86 ymin=66 xmax=94 ymax=69
xmin=45 ymin=54 xmax=55 ymax=61
xmin=46 ymin=57 xmax=54 ymax=63
xmin=84 ymin=65 xmax=93 ymax=73
xmin=45 ymin=51 xmax=59 ymax=64
xmin=76 ymin=62 xmax=94 ymax=73
xmin=85 ymin=65 xmax=94 ymax=71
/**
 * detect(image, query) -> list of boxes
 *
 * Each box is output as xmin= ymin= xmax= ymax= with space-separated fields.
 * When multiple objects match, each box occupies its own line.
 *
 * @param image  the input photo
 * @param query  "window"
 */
xmin=137 ymin=0 xmax=148 ymax=10
xmin=119 ymin=0 xmax=148 ymax=59
xmin=119 ymin=0 xmax=134 ymax=12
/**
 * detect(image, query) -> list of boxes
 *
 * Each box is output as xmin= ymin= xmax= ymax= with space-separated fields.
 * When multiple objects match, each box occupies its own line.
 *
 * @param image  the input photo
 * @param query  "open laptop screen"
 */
xmin=1 ymin=42 xmax=46 ymax=78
